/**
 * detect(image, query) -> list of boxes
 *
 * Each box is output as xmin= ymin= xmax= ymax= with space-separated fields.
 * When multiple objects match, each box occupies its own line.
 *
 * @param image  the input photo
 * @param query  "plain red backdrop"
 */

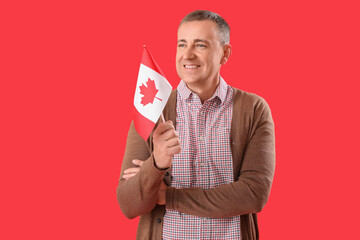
xmin=1 ymin=0 xmax=359 ymax=239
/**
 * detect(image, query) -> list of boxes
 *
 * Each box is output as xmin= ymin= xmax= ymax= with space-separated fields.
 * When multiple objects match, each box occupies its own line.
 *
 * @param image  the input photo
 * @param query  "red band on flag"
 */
xmin=133 ymin=106 xmax=156 ymax=141
xmin=141 ymin=46 xmax=165 ymax=77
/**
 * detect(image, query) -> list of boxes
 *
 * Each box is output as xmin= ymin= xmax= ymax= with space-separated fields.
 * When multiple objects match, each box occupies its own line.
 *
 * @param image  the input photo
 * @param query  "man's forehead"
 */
xmin=177 ymin=39 xmax=211 ymax=43
xmin=177 ymin=21 xmax=219 ymax=42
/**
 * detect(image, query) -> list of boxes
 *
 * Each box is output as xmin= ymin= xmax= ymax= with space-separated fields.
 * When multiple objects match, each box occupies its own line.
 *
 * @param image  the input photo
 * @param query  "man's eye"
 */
xmin=178 ymin=44 xmax=186 ymax=47
xmin=196 ymin=44 xmax=206 ymax=48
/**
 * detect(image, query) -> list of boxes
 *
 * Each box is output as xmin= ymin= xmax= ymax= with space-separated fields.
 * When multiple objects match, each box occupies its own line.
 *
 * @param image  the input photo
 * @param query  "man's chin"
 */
xmin=181 ymin=75 xmax=200 ymax=83
xmin=182 ymin=78 xmax=199 ymax=86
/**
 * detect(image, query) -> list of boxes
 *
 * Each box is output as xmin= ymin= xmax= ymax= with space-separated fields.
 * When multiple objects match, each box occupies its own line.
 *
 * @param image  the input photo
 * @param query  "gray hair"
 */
xmin=179 ymin=10 xmax=230 ymax=45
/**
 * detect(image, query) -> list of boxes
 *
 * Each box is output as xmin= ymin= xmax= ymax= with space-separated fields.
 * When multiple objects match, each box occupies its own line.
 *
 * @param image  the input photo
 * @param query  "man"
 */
xmin=117 ymin=10 xmax=275 ymax=240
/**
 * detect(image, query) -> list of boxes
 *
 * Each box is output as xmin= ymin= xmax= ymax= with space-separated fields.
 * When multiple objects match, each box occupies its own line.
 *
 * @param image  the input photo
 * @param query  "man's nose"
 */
xmin=183 ymin=46 xmax=195 ymax=60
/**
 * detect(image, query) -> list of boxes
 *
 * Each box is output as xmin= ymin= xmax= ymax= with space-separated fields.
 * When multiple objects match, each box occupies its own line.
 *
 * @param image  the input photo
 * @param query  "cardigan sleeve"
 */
xmin=166 ymin=97 xmax=275 ymax=218
xmin=116 ymin=121 xmax=166 ymax=219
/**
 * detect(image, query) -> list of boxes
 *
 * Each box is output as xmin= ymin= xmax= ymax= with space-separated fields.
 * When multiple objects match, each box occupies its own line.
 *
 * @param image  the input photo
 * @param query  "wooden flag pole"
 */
xmin=160 ymin=112 xmax=165 ymax=123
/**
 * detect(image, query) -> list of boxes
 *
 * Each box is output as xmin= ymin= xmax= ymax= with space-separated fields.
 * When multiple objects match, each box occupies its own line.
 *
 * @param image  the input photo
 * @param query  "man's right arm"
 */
xmin=116 ymin=121 xmax=180 ymax=219
xmin=116 ymin=121 xmax=165 ymax=219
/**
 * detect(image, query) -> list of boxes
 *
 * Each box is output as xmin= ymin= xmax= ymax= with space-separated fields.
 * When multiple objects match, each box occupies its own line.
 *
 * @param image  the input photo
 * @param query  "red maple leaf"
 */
xmin=139 ymin=78 xmax=162 ymax=106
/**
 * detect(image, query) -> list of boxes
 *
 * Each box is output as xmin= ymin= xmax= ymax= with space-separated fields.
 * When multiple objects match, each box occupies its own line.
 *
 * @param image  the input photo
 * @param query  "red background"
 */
xmin=1 ymin=0 xmax=359 ymax=239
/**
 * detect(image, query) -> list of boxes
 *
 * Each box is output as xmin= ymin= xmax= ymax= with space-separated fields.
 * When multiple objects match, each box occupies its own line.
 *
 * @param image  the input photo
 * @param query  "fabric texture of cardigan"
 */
xmin=116 ymin=87 xmax=276 ymax=240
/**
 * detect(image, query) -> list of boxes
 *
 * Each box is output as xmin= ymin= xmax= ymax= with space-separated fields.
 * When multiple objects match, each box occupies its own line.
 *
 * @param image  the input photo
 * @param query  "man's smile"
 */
xmin=183 ymin=64 xmax=200 ymax=69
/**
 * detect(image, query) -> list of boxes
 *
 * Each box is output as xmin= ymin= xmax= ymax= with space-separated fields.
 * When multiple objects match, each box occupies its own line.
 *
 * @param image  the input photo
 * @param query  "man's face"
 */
xmin=176 ymin=20 xmax=226 ymax=88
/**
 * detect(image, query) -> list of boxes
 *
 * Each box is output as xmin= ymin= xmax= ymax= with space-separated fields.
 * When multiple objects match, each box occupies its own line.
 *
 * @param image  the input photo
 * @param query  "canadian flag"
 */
xmin=133 ymin=46 xmax=172 ymax=140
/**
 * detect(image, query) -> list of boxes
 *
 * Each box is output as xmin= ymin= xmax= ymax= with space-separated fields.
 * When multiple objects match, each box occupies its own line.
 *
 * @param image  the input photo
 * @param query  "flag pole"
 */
xmin=143 ymin=45 xmax=166 ymax=124
xmin=160 ymin=112 xmax=165 ymax=123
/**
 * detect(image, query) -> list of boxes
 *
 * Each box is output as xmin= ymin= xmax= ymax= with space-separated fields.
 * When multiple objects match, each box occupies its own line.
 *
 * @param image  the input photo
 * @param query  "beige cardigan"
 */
xmin=117 ymin=88 xmax=275 ymax=240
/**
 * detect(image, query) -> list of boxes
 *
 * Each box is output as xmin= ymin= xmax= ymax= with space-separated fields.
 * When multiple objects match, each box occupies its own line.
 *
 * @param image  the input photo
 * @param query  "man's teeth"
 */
xmin=184 ymin=65 xmax=199 ymax=69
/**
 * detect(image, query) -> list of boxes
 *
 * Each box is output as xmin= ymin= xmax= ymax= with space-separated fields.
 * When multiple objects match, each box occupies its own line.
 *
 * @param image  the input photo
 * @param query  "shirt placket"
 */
xmin=197 ymin=101 xmax=212 ymax=239
xmin=196 ymin=101 xmax=208 ymax=188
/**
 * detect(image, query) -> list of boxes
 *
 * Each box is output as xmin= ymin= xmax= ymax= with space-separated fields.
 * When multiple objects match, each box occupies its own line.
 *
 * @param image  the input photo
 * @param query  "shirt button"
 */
xmin=199 ymin=136 xmax=204 ymax=140
xmin=157 ymin=218 xmax=162 ymax=223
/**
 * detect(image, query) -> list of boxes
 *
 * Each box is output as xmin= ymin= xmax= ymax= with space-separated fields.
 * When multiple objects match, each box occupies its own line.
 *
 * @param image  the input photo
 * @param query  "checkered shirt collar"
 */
xmin=177 ymin=76 xmax=228 ymax=105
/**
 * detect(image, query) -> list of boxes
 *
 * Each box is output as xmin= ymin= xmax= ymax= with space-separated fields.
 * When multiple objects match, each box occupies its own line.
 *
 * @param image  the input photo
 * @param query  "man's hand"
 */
xmin=153 ymin=121 xmax=181 ymax=169
xmin=123 ymin=159 xmax=144 ymax=180
xmin=157 ymin=181 xmax=167 ymax=205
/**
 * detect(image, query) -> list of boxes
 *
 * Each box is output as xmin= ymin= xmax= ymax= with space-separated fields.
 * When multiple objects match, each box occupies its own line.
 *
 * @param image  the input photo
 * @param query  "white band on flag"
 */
xmin=134 ymin=64 xmax=172 ymax=123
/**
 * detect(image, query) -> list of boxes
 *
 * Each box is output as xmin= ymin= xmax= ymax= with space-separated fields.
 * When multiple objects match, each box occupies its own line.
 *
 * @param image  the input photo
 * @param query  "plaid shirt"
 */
xmin=163 ymin=77 xmax=241 ymax=239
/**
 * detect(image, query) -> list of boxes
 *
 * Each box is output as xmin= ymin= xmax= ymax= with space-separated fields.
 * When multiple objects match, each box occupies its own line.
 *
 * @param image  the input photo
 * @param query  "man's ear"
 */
xmin=221 ymin=44 xmax=232 ymax=65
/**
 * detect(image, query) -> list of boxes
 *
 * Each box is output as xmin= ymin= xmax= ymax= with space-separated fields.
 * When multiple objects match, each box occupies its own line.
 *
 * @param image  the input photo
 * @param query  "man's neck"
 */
xmin=186 ymin=76 xmax=220 ymax=104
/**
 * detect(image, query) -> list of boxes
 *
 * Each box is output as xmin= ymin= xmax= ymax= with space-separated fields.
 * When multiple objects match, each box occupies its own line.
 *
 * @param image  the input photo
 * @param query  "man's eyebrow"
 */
xmin=193 ymin=39 xmax=210 ymax=44
xmin=177 ymin=39 xmax=211 ymax=44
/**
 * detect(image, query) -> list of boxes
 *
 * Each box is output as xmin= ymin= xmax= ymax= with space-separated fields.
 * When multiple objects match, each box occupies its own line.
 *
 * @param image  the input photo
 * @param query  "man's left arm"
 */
xmin=165 ymin=99 xmax=275 ymax=218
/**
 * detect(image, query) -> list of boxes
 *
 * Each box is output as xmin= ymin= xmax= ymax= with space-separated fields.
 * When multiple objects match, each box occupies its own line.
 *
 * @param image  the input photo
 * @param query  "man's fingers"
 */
xmin=123 ymin=159 xmax=144 ymax=180
xmin=124 ymin=167 xmax=141 ymax=174
xmin=167 ymin=145 xmax=182 ymax=156
xmin=166 ymin=137 xmax=181 ymax=148
xmin=157 ymin=181 xmax=167 ymax=205
xmin=161 ymin=128 xmax=179 ymax=141
xmin=123 ymin=173 xmax=138 ymax=180
xmin=154 ymin=121 xmax=175 ymax=136
xmin=132 ymin=159 xmax=144 ymax=166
